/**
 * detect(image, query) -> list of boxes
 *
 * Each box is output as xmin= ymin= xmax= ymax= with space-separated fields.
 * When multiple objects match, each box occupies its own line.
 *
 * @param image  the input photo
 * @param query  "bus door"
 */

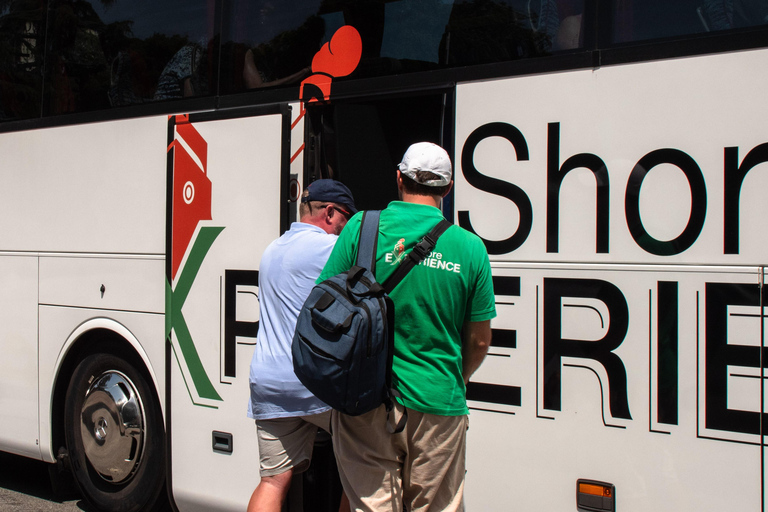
xmin=165 ymin=106 xmax=291 ymax=512
xmin=276 ymin=89 xmax=452 ymax=511
xmin=303 ymin=90 xmax=454 ymax=213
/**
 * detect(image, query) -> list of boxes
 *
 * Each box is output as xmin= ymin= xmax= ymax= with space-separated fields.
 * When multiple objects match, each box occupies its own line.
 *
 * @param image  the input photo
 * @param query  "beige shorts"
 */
xmin=332 ymin=402 xmax=468 ymax=512
xmin=256 ymin=409 xmax=332 ymax=477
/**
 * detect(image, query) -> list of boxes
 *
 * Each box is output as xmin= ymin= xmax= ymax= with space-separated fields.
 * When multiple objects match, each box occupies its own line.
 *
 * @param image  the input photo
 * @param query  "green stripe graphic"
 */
xmin=169 ymin=226 xmax=225 ymax=402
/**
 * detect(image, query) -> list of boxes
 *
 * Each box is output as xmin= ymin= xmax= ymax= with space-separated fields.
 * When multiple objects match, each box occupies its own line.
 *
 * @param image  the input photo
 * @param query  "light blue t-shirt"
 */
xmin=247 ymin=222 xmax=336 ymax=419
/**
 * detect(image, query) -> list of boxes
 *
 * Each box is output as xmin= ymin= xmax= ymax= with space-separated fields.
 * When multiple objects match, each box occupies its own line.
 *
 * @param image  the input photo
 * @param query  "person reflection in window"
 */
xmin=154 ymin=41 xmax=208 ymax=100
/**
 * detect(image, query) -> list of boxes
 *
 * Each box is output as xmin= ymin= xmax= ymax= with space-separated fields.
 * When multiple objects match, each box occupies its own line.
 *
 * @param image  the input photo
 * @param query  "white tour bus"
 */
xmin=1 ymin=0 xmax=767 ymax=511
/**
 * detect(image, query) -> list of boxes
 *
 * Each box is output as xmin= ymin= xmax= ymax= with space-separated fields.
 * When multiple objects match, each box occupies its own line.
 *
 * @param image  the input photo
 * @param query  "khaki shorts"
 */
xmin=256 ymin=410 xmax=331 ymax=477
xmin=332 ymin=402 xmax=468 ymax=512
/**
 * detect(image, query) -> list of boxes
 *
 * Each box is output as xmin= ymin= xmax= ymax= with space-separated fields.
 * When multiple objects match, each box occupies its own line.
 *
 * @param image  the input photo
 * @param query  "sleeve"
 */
xmin=468 ymin=238 xmax=497 ymax=322
xmin=316 ymin=213 xmax=362 ymax=283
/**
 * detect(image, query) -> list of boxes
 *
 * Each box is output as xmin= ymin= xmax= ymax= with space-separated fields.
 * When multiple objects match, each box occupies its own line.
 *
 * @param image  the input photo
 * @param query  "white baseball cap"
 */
xmin=397 ymin=142 xmax=452 ymax=187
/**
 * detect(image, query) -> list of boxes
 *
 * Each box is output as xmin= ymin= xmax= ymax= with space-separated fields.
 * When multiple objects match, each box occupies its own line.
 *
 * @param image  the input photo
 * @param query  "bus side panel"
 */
xmin=454 ymin=49 xmax=768 ymax=267
xmin=465 ymin=264 xmax=762 ymax=511
xmin=39 ymin=257 xmax=165 ymax=314
xmin=0 ymin=117 xmax=167 ymax=255
xmin=456 ymin=48 xmax=768 ymax=510
xmin=0 ymin=116 xmax=169 ymax=463
xmin=168 ymin=112 xmax=284 ymax=512
xmin=0 ymin=256 xmax=40 ymax=459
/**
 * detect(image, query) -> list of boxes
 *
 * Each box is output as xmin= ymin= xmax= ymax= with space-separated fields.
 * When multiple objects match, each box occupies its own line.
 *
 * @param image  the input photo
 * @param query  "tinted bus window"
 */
xmin=220 ymin=0 xmax=584 ymax=94
xmin=0 ymin=0 xmax=45 ymax=121
xmin=220 ymin=0 xmax=325 ymax=94
xmin=43 ymin=0 xmax=214 ymax=116
xmin=443 ymin=0 xmax=584 ymax=64
xmin=612 ymin=0 xmax=768 ymax=43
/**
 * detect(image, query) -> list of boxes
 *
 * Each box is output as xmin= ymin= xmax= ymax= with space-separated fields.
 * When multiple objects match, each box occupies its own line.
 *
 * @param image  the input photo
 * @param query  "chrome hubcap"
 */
xmin=80 ymin=371 xmax=145 ymax=483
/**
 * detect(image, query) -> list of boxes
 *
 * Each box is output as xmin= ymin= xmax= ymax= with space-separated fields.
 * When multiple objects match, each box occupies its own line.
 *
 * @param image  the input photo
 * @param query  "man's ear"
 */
xmin=442 ymin=180 xmax=454 ymax=197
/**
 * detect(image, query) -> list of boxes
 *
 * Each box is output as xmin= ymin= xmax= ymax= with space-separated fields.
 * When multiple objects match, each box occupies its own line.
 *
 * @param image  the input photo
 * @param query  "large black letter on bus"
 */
xmin=543 ymin=278 xmax=632 ymax=420
xmin=723 ymin=143 xmax=768 ymax=254
xmin=625 ymin=149 xmax=706 ymax=256
xmin=224 ymin=269 xmax=259 ymax=378
xmin=705 ymin=282 xmax=766 ymax=435
xmin=466 ymin=276 xmax=522 ymax=407
xmin=656 ymin=281 xmax=679 ymax=425
xmin=546 ymin=123 xmax=610 ymax=254
xmin=459 ymin=122 xmax=533 ymax=254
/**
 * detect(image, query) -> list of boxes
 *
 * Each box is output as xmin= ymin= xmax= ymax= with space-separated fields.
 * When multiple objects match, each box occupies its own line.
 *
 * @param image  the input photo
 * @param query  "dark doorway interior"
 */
xmin=304 ymin=91 xmax=452 ymax=212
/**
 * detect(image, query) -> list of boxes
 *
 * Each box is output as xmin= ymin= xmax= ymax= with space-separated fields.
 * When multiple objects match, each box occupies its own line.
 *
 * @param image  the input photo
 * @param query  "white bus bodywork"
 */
xmin=0 ymin=47 xmax=766 ymax=511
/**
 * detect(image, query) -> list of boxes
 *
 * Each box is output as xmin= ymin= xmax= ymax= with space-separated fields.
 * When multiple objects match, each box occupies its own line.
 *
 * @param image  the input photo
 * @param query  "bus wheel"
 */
xmin=64 ymin=353 xmax=165 ymax=512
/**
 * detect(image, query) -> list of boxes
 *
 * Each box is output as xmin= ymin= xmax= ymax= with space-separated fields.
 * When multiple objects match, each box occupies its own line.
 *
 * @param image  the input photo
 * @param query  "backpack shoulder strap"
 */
xmin=383 ymin=219 xmax=452 ymax=293
xmin=355 ymin=210 xmax=381 ymax=272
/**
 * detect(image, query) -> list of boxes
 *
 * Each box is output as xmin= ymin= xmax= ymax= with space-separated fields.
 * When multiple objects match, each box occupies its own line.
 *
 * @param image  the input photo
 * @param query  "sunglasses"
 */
xmin=331 ymin=205 xmax=351 ymax=220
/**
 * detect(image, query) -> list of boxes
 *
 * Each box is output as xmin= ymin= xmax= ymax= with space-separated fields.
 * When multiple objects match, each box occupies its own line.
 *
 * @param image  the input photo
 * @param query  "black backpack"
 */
xmin=292 ymin=210 xmax=451 ymax=418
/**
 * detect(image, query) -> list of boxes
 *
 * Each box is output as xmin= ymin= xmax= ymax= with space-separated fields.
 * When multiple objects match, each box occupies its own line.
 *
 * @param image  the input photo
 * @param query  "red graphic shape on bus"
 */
xmin=300 ymin=25 xmax=362 ymax=107
xmin=171 ymin=119 xmax=212 ymax=280
xmin=312 ymin=25 xmax=362 ymax=77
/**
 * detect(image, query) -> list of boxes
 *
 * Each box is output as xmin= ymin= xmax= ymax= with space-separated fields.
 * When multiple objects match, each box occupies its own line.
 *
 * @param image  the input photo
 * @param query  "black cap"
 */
xmin=301 ymin=179 xmax=358 ymax=214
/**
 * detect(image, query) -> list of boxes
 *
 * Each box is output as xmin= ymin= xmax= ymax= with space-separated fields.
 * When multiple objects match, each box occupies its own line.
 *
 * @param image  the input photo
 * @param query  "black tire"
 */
xmin=64 ymin=353 xmax=166 ymax=512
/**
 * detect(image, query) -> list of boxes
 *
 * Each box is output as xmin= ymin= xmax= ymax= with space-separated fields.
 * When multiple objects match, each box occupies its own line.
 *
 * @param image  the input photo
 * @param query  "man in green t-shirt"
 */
xmin=317 ymin=142 xmax=496 ymax=511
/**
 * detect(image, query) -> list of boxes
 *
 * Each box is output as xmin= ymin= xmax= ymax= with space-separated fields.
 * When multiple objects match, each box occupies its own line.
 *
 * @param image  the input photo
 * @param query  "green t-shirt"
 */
xmin=317 ymin=201 xmax=496 ymax=416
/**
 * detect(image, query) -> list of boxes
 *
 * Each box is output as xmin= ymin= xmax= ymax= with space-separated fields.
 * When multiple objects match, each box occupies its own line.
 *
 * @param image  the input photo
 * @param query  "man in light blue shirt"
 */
xmin=247 ymin=180 xmax=356 ymax=512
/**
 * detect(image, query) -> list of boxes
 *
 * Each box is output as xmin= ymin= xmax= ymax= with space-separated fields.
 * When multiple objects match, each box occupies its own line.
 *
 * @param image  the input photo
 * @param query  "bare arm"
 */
xmin=267 ymin=66 xmax=311 ymax=87
xmin=243 ymin=49 xmax=265 ymax=88
xmin=243 ymin=49 xmax=310 ymax=89
xmin=462 ymin=320 xmax=492 ymax=385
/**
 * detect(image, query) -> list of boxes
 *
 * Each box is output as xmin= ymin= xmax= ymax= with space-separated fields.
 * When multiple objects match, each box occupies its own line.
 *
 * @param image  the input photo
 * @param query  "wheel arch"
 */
xmin=49 ymin=318 xmax=164 ymax=464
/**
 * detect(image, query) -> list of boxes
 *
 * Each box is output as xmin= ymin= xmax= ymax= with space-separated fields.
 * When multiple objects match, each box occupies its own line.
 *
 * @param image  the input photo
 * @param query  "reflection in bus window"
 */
xmin=612 ymin=0 xmax=768 ymax=43
xmin=379 ymin=0 xmax=454 ymax=64
xmin=221 ymin=0 xmax=323 ymax=94
xmin=220 ymin=0 xmax=584 ymax=95
xmin=241 ymin=9 xmax=321 ymax=90
xmin=552 ymin=0 xmax=584 ymax=50
xmin=43 ymin=0 xmax=213 ymax=116
xmin=45 ymin=0 xmax=110 ymax=114
xmin=441 ymin=0 xmax=579 ymax=66
xmin=699 ymin=0 xmax=768 ymax=31
xmin=154 ymin=41 xmax=210 ymax=100
xmin=0 ymin=0 xmax=45 ymax=121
